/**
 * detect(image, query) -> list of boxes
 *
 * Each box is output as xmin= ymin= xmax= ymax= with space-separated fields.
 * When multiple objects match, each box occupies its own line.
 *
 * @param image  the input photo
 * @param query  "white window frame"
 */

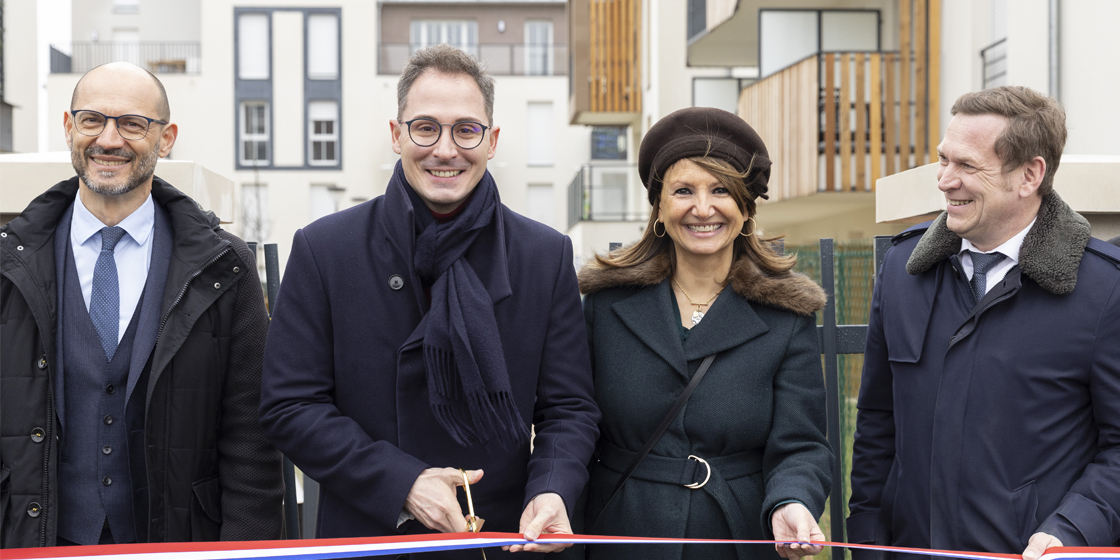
xmin=307 ymin=13 xmax=339 ymax=80
xmin=240 ymin=101 xmax=270 ymax=166
xmin=524 ymin=20 xmax=553 ymax=76
xmin=410 ymin=20 xmax=478 ymax=58
xmin=240 ymin=183 xmax=270 ymax=244
xmin=308 ymin=101 xmax=339 ymax=166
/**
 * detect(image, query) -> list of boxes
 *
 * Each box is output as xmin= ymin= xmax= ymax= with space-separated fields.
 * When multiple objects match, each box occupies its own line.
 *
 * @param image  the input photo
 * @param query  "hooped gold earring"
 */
xmin=740 ymin=216 xmax=756 ymax=237
xmin=654 ymin=221 xmax=666 ymax=238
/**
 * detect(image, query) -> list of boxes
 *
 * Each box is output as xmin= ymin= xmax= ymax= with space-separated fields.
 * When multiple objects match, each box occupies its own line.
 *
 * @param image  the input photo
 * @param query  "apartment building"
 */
xmin=565 ymin=0 xmax=1120 ymax=250
xmin=32 ymin=0 xmax=589 ymax=270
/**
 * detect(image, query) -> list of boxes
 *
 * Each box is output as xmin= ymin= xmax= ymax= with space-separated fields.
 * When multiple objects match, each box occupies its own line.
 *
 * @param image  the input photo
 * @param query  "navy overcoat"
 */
xmin=848 ymin=192 xmax=1120 ymax=556
xmin=259 ymin=174 xmax=600 ymax=552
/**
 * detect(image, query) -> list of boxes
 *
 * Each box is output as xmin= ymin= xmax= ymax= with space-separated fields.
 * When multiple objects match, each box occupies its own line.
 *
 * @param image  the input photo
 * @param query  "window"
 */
xmin=591 ymin=127 xmax=627 ymax=160
xmin=526 ymin=102 xmax=553 ymax=166
xmin=525 ymin=20 xmax=553 ymax=76
xmin=410 ymin=20 xmax=478 ymax=57
xmin=308 ymin=101 xmax=339 ymax=165
xmin=238 ymin=13 xmax=270 ymax=80
xmin=113 ymin=0 xmax=139 ymax=14
xmin=307 ymin=14 xmax=339 ymax=80
xmin=241 ymin=184 xmax=270 ymax=244
xmin=240 ymin=102 xmax=270 ymax=166
xmin=527 ymin=184 xmax=554 ymax=228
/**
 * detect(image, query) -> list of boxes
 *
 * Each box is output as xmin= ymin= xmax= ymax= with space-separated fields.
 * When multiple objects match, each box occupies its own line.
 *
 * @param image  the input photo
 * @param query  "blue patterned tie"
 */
xmin=968 ymin=250 xmax=1005 ymax=304
xmin=91 ymin=226 xmax=127 ymax=360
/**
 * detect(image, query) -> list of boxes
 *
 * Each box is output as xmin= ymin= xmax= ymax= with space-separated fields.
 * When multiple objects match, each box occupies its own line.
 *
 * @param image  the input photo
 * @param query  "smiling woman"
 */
xmin=576 ymin=107 xmax=833 ymax=560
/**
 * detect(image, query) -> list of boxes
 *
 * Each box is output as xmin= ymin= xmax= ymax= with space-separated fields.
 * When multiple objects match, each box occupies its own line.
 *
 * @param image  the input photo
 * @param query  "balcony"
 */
xmin=50 ymin=42 xmax=201 ymax=74
xmin=565 ymin=162 xmax=649 ymax=259
xmin=568 ymin=0 xmax=642 ymax=125
xmin=379 ymin=44 xmax=568 ymax=76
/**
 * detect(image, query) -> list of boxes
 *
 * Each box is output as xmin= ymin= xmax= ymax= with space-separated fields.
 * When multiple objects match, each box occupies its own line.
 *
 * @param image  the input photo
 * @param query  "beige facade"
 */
xmin=2 ymin=0 xmax=40 ymax=154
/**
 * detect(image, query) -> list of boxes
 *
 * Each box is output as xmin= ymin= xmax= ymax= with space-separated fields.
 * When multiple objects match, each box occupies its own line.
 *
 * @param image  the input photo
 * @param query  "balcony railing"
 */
xmin=567 ymin=163 xmax=646 ymax=229
xmin=50 ymin=42 xmax=201 ymax=74
xmin=379 ymin=43 xmax=567 ymax=76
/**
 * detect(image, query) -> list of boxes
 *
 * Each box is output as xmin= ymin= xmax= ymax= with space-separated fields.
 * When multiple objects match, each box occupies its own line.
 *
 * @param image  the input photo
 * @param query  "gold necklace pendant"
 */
xmin=674 ymin=279 xmax=723 ymax=326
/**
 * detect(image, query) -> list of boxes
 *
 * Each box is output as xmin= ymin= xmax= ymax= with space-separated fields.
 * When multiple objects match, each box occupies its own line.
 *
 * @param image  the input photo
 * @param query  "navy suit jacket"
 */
xmin=259 ymin=179 xmax=600 ymax=545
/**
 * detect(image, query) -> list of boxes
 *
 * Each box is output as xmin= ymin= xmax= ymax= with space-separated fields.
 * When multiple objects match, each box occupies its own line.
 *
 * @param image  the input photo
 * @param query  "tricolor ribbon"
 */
xmin=4 ymin=534 xmax=1118 ymax=560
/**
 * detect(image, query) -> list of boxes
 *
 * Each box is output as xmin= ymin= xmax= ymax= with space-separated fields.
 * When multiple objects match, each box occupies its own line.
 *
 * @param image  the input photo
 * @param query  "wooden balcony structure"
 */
xmin=569 ymin=0 xmax=642 ymax=125
xmin=737 ymin=0 xmax=941 ymax=202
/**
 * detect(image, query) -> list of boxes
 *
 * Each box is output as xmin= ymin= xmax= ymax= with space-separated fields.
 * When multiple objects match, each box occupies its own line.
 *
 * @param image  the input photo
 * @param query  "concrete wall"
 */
xmin=4 ymin=0 xmax=39 ymax=153
xmin=937 ymin=0 xmax=1120 ymax=156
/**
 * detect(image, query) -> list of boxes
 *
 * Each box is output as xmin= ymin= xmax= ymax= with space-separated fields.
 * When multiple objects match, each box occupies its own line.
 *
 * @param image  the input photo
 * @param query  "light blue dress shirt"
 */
xmin=70 ymin=192 xmax=155 ymax=343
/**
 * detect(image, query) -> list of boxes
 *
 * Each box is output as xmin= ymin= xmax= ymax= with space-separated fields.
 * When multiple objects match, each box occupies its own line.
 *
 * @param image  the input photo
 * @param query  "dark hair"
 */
xmin=589 ymin=155 xmax=795 ymax=277
xmin=71 ymin=62 xmax=171 ymax=121
xmin=397 ymin=44 xmax=495 ymax=126
xmin=951 ymin=86 xmax=1066 ymax=197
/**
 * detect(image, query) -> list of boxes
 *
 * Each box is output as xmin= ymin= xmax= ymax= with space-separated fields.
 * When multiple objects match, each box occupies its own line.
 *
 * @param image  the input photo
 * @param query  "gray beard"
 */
xmin=72 ymin=142 xmax=160 ymax=196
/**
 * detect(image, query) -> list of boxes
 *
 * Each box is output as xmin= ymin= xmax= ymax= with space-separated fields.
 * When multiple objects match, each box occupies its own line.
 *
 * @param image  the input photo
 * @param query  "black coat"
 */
xmin=0 ymin=177 xmax=283 ymax=547
xmin=577 ymin=253 xmax=833 ymax=560
xmin=258 ymin=177 xmax=600 ymax=556
xmin=848 ymin=192 xmax=1120 ymax=555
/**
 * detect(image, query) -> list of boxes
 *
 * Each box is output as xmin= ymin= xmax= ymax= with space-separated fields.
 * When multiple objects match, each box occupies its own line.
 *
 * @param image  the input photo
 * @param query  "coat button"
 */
xmin=31 ymin=428 xmax=45 ymax=443
xmin=103 ymin=476 xmax=112 ymax=486
xmin=27 ymin=502 xmax=41 ymax=517
xmin=389 ymin=275 xmax=404 ymax=290
xmin=37 ymin=355 xmax=48 ymax=369
xmin=233 ymin=266 xmax=240 ymax=273
xmin=106 ymin=384 xmax=115 ymax=394
xmin=104 ymin=415 xmax=114 ymax=425
xmin=17 ymin=245 xmax=24 ymax=251
xmin=103 ymin=445 xmax=112 ymax=455
xmin=214 ymin=282 xmax=221 ymax=289
xmin=0 ymin=232 xmax=6 ymax=237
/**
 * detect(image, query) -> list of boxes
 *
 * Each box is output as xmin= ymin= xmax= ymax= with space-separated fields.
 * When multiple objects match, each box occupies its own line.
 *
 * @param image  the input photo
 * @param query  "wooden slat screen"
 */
xmin=737 ymin=56 xmax=819 ymax=203
xmin=588 ymin=0 xmax=641 ymax=114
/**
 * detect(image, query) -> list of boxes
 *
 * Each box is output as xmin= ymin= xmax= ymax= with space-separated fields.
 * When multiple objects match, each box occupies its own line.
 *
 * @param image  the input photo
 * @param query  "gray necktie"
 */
xmin=968 ymin=250 xmax=1005 ymax=304
xmin=90 ymin=226 xmax=127 ymax=360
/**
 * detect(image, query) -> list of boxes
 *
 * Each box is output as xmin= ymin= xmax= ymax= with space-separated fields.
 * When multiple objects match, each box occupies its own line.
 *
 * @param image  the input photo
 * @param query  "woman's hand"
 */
xmin=771 ymin=502 xmax=826 ymax=559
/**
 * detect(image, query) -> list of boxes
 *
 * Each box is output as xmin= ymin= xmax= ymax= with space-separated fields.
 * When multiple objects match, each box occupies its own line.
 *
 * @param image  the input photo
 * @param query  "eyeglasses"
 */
xmin=70 ymin=110 xmax=168 ymax=140
xmin=402 ymin=118 xmax=490 ymax=150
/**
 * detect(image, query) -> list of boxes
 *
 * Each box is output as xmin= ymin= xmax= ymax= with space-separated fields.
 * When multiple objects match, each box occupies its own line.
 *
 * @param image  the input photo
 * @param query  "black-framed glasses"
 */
xmin=402 ymin=118 xmax=490 ymax=149
xmin=70 ymin=110 xmax=168 ymax=141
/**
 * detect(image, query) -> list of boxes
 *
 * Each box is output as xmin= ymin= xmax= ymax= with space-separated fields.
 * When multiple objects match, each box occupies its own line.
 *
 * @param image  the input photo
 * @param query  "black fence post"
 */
xmin=264 ymin=244 xmax=301 ymax=540
xmin=819 ymin=239 xmax=846 ymax=544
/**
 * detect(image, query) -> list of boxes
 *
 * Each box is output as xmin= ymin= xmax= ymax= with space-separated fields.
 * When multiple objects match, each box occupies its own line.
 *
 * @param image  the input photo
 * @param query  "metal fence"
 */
xmin=566 ymin=163 xmax=646 ymax=229
xmin=49 ymin=42 xmax=202 ymax=74
xmin=379 ymin=43 xmax=568 ymax=76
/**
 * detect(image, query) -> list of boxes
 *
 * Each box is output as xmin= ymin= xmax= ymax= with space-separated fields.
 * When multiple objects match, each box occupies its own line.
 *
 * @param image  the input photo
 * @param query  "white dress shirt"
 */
xmin=70 ymin=192 xmax=155 ymax=343
xmin=959 ymin=217 xmax=1036 ymax=297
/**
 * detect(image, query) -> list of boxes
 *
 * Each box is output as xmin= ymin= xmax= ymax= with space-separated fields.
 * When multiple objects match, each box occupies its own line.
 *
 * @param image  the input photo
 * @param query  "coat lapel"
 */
xmin=126 ymin=202 xmax=172 ymax=404
xmin=611 ymin=280 xmax=688 ymax=377
xmin=682 ymin=291 xmax=770 ymax=361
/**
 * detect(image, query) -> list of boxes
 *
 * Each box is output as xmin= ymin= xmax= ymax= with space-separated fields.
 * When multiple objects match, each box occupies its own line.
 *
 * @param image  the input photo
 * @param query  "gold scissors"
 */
xmin=460 ymin=469 xmax=487 ymax=559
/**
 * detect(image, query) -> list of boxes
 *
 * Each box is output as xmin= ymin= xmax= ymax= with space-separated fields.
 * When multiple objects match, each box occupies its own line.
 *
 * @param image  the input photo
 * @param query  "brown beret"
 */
xmin=638 ymin=107 xmax=771 ymax=205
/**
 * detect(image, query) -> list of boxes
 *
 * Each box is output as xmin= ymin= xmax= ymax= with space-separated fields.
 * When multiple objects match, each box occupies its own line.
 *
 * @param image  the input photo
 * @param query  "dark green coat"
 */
xmin=578 ymin=254 xmax=833 ymax=560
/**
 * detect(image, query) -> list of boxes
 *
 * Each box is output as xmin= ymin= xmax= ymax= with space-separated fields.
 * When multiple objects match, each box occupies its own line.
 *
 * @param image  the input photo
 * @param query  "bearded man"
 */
xmin=0 ymin=62 xmax=283 ymax=547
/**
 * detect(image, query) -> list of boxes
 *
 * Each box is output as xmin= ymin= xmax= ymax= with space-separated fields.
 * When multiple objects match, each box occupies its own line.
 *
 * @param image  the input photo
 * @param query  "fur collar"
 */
xmin=905 ymin=191 xmax=1091 ymax=295
xmin=578 ymin=252 xmax=827 ymax=316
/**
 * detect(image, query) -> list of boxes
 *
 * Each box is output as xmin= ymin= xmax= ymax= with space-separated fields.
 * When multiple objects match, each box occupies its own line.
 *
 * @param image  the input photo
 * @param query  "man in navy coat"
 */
xmin=848 ymin=86 xmax=1120 ymax=558
xmin=258 ymin=45 xmax=599 ymax=557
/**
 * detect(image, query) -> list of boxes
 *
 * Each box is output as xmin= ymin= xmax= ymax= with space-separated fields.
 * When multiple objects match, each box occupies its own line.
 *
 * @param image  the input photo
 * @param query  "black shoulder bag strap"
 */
xmin=590 ymin=352 xmax=718 ymax=530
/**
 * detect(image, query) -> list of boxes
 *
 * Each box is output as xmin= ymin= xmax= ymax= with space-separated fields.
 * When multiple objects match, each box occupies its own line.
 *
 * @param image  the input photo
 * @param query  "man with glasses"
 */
xmin=1 ymin=62 xmax=283 ymax=547
xmin=260 ymin=45 xmax=600 ymax=556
